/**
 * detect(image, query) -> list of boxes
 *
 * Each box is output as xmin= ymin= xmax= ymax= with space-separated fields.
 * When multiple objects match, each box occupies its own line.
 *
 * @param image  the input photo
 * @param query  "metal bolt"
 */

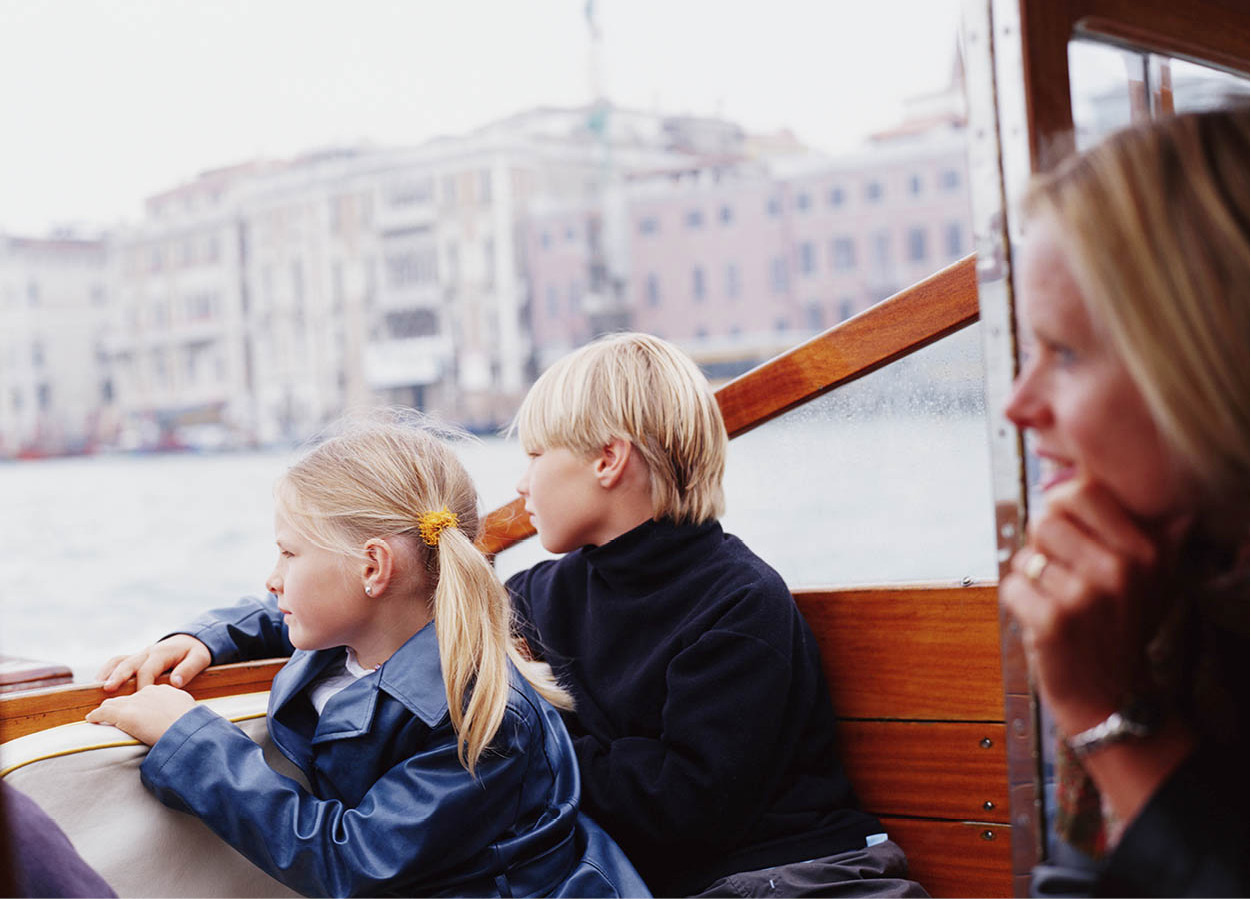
xmin=981 ymin=830 xmax=996 ymax=841
xmin=983 ymin=801 xmax=995 ymax=811
xmin=979 ymin=737 xmax=993 ymax=749
xmin=961 ymin=576 xmax=974 ymax=587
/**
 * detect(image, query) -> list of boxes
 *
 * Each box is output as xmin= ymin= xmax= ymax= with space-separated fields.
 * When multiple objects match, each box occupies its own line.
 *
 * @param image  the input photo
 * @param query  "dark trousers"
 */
xmin=690 ymin=839 xmax=929 ymax=898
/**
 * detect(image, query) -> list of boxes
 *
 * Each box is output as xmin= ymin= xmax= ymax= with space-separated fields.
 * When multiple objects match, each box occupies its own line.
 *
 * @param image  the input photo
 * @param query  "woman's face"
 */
xmin=1004 ymin=215 xmax=1194 ymax=523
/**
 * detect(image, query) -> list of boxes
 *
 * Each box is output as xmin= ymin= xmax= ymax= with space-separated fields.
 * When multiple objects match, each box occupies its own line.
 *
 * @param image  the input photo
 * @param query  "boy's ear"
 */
xmin=593 ymin=437 xmax=634 ymax=488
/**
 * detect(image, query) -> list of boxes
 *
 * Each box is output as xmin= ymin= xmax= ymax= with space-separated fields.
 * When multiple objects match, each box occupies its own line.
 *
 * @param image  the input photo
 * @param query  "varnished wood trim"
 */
xmin=0 ymin=660 xmax=284 ymax=742
xmin=882 ymin=816 xmax=1013 ymax=899
xmin=838 ymin=720 xmax=1010 ymax=823
xmin=477 ymin=255 xmax=980 ymax=555
xmin=716 ymin=254 xmax=978 ymax=438
xmin=794 ymin=584 xmax=1003 ymax=721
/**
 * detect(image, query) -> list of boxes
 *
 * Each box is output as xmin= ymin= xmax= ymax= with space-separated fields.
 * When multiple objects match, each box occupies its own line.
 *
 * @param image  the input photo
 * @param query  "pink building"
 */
xmin=524 ymin=126 xmax=971 ymax=376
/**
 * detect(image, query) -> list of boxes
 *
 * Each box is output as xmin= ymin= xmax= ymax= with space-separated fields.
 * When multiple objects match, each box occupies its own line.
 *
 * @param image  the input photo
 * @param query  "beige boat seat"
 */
xmin=1 ymin=692 xmax=301 ymax=898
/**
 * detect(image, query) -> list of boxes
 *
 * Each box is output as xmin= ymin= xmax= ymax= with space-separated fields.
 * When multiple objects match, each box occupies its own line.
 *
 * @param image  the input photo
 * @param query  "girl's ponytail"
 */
xmin=431 ymin=523 xmax=572 ymax=773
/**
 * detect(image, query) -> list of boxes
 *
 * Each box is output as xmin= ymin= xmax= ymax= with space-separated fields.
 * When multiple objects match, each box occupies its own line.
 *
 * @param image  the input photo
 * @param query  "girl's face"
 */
xmin=1004 ymin=215 xmax=1193 ymax=523
xmin=266 ymin=508 xmax=371 ymax=652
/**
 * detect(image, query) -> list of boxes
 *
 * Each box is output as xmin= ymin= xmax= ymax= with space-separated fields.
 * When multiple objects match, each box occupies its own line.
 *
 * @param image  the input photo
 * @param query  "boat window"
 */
xmin=1069 ymin=38 xmax=1249 ymax=151
xmin=720 ymin=324 xmax=995 ymax=589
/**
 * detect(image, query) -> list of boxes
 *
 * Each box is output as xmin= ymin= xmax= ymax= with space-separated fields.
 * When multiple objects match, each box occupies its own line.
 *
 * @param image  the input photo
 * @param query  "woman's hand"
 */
xmin=96 ymin=635 xmax=212 ymax=692
xmin=86 ymin=684 xmax=198 ymax=745
xmin=1001 ymin=476 xmax=1166 ymax=737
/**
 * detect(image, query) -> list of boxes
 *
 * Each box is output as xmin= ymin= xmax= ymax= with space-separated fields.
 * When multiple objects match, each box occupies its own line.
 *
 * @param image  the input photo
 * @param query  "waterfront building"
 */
xmin=0 ymin=234 xmax=109 ymax=456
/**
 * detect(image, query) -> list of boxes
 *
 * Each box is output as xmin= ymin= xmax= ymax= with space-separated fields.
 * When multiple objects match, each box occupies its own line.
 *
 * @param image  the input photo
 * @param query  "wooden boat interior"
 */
xmin=1 ymin=2 xmax=1245 ymax=896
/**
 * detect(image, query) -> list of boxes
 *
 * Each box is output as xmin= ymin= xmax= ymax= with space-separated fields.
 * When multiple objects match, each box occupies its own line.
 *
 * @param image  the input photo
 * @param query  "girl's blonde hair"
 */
xmin=274 ymin=409 xmax=572 ymax=773
xmin=513 ymin=332 xmax=727 ymax=524
xmin=1027 ymin=106 xmax=1249 ymax=524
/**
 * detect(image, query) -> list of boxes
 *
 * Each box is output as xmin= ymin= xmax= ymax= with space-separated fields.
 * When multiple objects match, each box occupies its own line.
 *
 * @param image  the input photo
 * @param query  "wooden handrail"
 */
xmin=477 ymin=254 xmax=979 ymax=556
xmin=0 ymin=660 xmax=286 ymax=742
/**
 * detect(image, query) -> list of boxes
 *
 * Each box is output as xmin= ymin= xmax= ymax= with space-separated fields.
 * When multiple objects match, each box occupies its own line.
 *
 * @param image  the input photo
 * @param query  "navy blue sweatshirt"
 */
xmin=506 ymin=518 xmax=880 ymax=896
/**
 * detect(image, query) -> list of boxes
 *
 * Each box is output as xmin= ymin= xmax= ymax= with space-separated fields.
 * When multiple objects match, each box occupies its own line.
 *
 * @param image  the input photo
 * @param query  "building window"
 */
xmin=685 ymin=210 xmax=704 ymax=228
xmin=546 ymin=285 xmax=559 ymax=318
xmin=865 ymin=181 xmax=884 ymax=202
xmin=770 ymin=257 xmax=788 ymax=294
xmin=26 ymin=282 xmax=38 ymax=307
xmin=719 ymin=205 xmax=734 ymax=225
xmin=838 ymin=297 xmax=856 ymax=321
xmin=795 ymin=192 xmax=811 ymax=212
xmin=828 ymin=186 xmax=846 ymax=208
xmin=805 ymin=302 xmax=825 ymax=331
xmin=540 ymin=230 xmax=553 ymax=249
xmin=568 ymin=281 xmax=581 ymax=312
xmin=565 ymin=224 xmax=577 ymax=243
xmin=799 ymin=241 xmax=816 ymax=276
xmin=695 ymin=326 xmax=709 ymax=340
xmin=830 ymin=237 xmax=856 ymax=271
xmin=907 ymin=227 xmax=927 ymax=262
xmin=766 ymin=197 xmax=782 ymax=217
xmin=774 ymin=317 xmax=790 ymax=332
xmin=479 ymin=169 xmax=493 ymax=204
xmin=873 ymin=231 xmax=892 ymax=270
xmin=939 ymin=168 xmax=961 ymax=190
xmin=692 ymin=266 xmax=706 ymax=301
xmin=646 ymin=274 xmax=661 ymax=307
xmin=908 ymin=174 xmax=923 ymax=196
xmin=385 ymin=308 xmax=439 ymax=339
xmin=638 ymin=217 xmax=659 ymax=236
xmin=946 ymin=221 xmax=964 ymax=256
xmin=725 ymin=263 xmax=740 ymax=299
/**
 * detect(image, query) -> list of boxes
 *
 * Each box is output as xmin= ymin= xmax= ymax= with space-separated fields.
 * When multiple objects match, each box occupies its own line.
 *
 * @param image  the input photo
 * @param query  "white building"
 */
xmin=0 ymin=234 xmax=110 ymax=456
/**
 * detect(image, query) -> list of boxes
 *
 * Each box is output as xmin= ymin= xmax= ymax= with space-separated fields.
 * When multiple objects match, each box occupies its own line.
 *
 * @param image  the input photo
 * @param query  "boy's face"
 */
xmin=516 ymin=445 xmax=614 ymax=554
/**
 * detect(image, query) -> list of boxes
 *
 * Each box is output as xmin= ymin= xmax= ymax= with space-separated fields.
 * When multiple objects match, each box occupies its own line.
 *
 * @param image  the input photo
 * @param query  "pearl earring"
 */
xmin=365 ymin=584 xmax=373 ymax=596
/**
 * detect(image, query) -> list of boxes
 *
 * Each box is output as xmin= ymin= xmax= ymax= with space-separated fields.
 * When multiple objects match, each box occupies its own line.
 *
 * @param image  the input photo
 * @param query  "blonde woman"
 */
xmin=90 ymin=412 xmax=648 ymax=898
xmin=1001 ymin=106 xmax=1248 ymax=896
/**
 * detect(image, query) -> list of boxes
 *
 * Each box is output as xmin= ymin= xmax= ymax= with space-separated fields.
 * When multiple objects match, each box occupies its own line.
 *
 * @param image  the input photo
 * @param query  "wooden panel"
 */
xmin=883 ymin=817 xmax=1013 ymax=899
xmin=0 ymin=660 xmax=284 ymax=741
xmin=716 ymin=255 xmax=978 ymax=438
xmin=838 ymin=721 xmax=1010 ymax=823
xmin=478 ymin=496 xmax=533 ymax=557
xmin=795 ymin=584 xmax=1002 ymax=720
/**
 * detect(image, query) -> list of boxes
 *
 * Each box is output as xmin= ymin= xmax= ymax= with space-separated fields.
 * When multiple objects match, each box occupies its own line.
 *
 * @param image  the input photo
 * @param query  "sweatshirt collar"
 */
xmin=582 ymin=517 xmax=723 ymax=592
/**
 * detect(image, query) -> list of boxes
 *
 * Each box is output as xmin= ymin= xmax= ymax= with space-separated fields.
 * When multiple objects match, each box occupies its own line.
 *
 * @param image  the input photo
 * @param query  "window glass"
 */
xmin=721 ymin=325 xmax=994 ymax=588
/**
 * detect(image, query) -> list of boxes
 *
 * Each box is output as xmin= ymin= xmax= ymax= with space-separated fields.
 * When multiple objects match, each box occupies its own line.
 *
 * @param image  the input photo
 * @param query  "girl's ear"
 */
xmin=361 ymin=538 xmax=396 ymax=597
xmin=594 ymin=437 xmax=634 ymax=489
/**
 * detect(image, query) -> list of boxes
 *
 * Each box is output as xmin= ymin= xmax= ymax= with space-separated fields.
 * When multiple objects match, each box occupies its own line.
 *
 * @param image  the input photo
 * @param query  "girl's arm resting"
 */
xmin=139 ymin=707 xmax=527 ymax=897
xmin=180 ymin=594 xmax=295 ymax=664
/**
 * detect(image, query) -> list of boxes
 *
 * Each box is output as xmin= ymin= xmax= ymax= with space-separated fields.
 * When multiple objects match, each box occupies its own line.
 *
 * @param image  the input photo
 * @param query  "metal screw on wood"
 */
xmin=979 ymin=737 xmax=993 ymax=748
xmin=981 ymin=830 xmax=996 ymax=841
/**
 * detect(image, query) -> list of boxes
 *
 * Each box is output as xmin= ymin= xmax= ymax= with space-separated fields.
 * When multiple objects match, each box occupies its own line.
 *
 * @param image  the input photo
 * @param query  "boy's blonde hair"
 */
xmin=274 ymin=409 xmax=572 ymax=773
xmin=515 ymin=332 xmax=727 ymax=524
xmin=1026 ymin=106 xmax=1249 ymax=522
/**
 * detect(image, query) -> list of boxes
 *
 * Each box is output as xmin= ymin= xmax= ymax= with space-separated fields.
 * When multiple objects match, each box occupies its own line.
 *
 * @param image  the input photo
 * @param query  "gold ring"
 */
xmin=1024 ymin=552 xmax=1048 ymax=582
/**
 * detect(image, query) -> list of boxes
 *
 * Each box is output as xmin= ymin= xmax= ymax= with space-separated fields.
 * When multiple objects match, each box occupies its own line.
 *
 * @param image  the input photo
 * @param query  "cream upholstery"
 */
xmin=1 ymin=693 xmax=303 ymax=898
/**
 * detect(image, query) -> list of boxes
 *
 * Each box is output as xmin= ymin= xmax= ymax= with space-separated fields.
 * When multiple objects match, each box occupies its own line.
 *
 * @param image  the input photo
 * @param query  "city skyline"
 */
xmin=1 ymin=0 xmax=966 ymax=235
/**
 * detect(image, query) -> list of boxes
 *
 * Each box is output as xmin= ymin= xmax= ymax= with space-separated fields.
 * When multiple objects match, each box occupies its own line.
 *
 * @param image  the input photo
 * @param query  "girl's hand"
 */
xmin=86 ymin=684 xmax=197 ymax=745
xmin=96 ymin=635 xmax=212 ymax=692
xmin=1000 ymin=476 xmax=1167 ymax=738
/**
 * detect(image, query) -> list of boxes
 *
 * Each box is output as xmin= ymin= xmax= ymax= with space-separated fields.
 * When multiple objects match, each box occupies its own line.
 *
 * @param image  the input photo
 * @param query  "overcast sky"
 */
xmin=1 ymin=0 xmax=965 ymax=235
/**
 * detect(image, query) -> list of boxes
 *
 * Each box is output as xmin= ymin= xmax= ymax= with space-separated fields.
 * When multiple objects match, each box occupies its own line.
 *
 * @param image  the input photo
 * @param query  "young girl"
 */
xmin=89 ymin=413 xmax=648 ymax=898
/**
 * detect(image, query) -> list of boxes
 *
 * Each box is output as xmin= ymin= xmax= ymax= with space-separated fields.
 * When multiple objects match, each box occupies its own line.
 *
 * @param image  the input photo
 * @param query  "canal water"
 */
xmin=0 ymin=408 xmax=996 ymax=680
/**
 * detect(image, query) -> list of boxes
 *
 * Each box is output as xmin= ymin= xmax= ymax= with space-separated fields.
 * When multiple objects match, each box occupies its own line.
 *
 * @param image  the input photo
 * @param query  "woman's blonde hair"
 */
xmin=274 ymin=409 xmax=572 ymax=773
xmin=513 ymin=332 xmax=727 ymax=524
xmin=1026 ymin=106 xmax=1249 ymax=524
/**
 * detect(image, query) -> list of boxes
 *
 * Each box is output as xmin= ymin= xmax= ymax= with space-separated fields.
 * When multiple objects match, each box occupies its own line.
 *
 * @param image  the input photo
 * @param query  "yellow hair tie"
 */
xmin=418 ymin=508 xmax=459 ymax=547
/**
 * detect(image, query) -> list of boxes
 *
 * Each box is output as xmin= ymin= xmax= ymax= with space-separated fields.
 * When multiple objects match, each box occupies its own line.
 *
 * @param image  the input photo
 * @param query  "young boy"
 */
xmin=506 ymin=332 xmax=926 ymax=897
